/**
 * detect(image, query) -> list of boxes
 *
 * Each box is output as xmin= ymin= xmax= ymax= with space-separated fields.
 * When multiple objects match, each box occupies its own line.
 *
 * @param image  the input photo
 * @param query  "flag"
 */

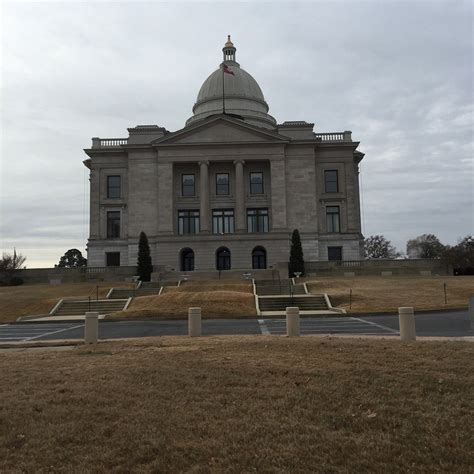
xmin=223 ymin=64 xmax=234 ymax=76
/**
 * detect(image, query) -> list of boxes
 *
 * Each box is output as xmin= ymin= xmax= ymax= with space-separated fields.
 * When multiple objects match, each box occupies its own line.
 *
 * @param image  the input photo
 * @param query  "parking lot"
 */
xmin=0 ymin=323 xmax=84 ymax=342
xmin=258 ymin=316 xmax=399 ymax=336
xmin=0 ymin=311 xmax=471 ymax=342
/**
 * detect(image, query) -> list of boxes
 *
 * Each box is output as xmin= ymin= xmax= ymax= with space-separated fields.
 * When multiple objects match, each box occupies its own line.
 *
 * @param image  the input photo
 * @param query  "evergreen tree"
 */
xmin=289 ymin=229 xmax=305 ymax=277
xmin=136 ymin=232 xmax=153 ymax=281
xmin=57 ymin=249 xmax=87 ymax=268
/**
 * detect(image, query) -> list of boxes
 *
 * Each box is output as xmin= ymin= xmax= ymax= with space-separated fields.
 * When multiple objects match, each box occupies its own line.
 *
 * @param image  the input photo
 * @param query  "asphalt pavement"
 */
xmin=0 ymin=310 xmax=472 ymax=343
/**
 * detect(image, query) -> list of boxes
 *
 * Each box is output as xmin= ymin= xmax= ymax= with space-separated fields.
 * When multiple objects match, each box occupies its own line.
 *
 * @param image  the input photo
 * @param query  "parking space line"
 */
xmin=261 ymin=317 xmax=399 ymax=336
xmin=351 ymin=317 xmax=399 ymax=334
xmin=26 ymin=324 xmax=84 ymax=341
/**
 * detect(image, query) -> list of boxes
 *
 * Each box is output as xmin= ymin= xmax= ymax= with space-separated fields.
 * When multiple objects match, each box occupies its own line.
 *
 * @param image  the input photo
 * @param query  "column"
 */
xmin=234 ymin=159 xmax=246 ymax=232
xmin=157 ymin=161 xmax=174 ymax=235
xmin=89 ymin=167 xmax=100 ymax=239
xmin=199 ymin=161 xmax=210 ymax=233
xmin=270 ymin=159 xmax=287 ymax=231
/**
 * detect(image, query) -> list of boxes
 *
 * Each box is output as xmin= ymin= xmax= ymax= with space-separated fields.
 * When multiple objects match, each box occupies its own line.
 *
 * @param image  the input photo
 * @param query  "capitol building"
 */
xmin=84 ymin=36 xmax=365 ymax=272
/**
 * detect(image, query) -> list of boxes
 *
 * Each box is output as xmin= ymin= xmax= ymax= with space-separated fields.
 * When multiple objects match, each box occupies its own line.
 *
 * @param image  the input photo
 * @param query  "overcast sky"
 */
xmin=1 ymin=0 xmax=472 ymax=267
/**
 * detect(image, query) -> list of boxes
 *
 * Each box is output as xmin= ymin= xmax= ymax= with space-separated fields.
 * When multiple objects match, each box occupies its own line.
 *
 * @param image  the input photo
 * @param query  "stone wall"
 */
xmin=305 ymin=259 xmax=451 ymax=276
xmin=13 ymin=266 xmax=136 ymax=284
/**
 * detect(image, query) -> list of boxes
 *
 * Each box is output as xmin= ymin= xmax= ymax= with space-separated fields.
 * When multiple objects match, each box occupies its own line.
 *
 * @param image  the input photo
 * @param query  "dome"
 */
xmin=186 ymin=37 xmax=277 ymax=129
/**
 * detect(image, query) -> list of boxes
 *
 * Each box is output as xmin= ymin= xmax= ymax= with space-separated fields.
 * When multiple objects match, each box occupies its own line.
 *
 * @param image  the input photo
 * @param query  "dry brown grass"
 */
xmin=115 ymin=290 xmax=256 ymax=319
xmin=0 ymin=336 xmax=473 ymax=472
xmin=307 ymin=276 xmax=474 ymax=313
xmin=166 ymin=280 xmax=252 ymax=294
xmin=110 ymin=280 xmax=255 ymax=319
xmin=0 ymin=282 xmax=134 ymax=322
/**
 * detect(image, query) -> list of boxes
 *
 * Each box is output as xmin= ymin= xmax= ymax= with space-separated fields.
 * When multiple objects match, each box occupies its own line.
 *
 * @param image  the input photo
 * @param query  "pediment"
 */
xmin=153 ymin=116 xmax=288 ymax=146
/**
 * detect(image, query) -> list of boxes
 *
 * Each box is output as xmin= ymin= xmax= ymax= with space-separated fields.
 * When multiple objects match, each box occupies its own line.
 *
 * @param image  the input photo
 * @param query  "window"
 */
xmin=212 ymin=209 xmax=234 ymax=234
xmin=328 ymin=247 xmax=343 ymax=261
xmin=180 ymin=248 xmax=195 ymax=271
xmin=106 ymin=252 xmax=120 ymax=266
xmin=326 ymin=206 xmax=340 ymax=233
xmin=182 ymin=174 xmax=195 ymax=197
xmin=107 ymin=211 xmax=120 ymax=238
xmin=107 ymin=176 xmax=121 ymax=198
xmin=216 ymin=247 xmax=231 ymax=270
xmin=325 ymin=170 xmax=339 ymax=193
xmin=250 ymin=172 xmax=264 ymax=194
xmin=252 ymin=247 xmax=267 ymax=269
xmin=178 ymin=210 xmax=200 ymax=235
xmin=216 ymin=173 xmax=229 ymax=195
xmin=247 ymin=208 xmax=269 ymax=233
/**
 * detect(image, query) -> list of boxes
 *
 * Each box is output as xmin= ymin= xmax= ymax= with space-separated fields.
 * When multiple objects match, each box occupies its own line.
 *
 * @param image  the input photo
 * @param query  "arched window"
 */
xmin=252 ymin=246 xmax=266 ymax=269
xmin=216 ymin=247 xmax=231 ymax=270
xmin=180 ymin=248 xmax=194 ymax=272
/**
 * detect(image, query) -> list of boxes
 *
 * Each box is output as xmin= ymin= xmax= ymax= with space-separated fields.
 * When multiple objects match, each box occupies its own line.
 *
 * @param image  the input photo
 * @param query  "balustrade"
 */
xmin=314 ymin=132 xmax=345 ymax=141
xmin=92 ymin=137 xmax=128 ymax=148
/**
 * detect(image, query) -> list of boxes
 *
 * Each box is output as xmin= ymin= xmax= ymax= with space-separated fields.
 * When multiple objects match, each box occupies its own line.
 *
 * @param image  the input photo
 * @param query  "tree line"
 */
xmin=364 ymin=234 xmax=473 ymax=274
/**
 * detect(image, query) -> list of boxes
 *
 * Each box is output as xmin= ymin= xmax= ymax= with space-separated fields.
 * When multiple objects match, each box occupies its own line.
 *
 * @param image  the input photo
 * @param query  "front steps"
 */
xmin=254 ymin=279 xmax=343 ymax=316
xmin=52 ymin=299 xmax=130 ymax=317
xmin=258 ymin=295 xmax=328 ymax=314
xmin=107 ymin=288 xmax=160 ymax=299
xmin=255 ymin=279 xmax=306 ymax=296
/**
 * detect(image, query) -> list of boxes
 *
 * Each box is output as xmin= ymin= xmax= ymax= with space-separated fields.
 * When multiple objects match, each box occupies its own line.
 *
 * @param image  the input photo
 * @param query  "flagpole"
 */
xmin=222 ymin=65 xmax=226 ymax=114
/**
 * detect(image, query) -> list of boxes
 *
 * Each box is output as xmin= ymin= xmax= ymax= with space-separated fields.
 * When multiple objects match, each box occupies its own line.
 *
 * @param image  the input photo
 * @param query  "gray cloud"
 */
xmin=1 ymin=1 xmax=472 ymax=266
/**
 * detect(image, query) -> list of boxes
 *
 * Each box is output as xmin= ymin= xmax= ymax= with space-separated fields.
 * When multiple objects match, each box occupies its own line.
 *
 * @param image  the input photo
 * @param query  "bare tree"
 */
xmin=364 ymin=235 xmax=400 ymax=259
xmin=406 ymin=234 xmax=445 ymax=259
xmin=0 ymin=249 xmax=27 ymax=285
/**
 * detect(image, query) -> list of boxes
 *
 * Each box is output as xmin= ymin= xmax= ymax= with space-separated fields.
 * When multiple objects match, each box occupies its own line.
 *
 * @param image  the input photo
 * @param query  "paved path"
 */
xmin=0 ymin=311 xmax=472 ymax=343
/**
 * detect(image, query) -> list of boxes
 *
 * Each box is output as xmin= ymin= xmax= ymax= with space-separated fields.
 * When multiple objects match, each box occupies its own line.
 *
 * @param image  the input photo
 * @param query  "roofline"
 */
xmin=151 ymin=113 xmax=289 ymax=145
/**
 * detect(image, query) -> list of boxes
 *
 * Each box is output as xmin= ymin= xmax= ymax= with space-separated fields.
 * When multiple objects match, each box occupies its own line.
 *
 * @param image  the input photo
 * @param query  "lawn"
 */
xmin=112 ymin=280 xmax=256 ymax=319
xmin=0 ymin=282 xmax=134 ymax=322
xmin=1 ymin=276 xmax=472 ymax=322
xmin=306 ymin=275 xmax=474 ymax=313
xmin=0 ymin=337 xmax=472 ymax=472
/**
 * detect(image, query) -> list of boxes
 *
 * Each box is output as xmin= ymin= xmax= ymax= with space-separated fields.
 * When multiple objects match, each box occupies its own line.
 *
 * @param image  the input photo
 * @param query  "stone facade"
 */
xmin=83 ymin=38 xmax=365 ymax=271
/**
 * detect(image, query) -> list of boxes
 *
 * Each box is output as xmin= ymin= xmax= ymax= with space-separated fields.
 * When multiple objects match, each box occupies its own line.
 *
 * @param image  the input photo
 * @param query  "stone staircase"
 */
xmin=254 ymin=279 xmax=342 ymax=315
xmin=52 ymin=299 xmax=129 ymax=317
xmin=139 ymin=281 xmax=162 ymax=289
xmin=258 ymin=295 xmax=328 ymax=313
xmin=255 ymin=279 xmax=306 ymax=296
xmin=107 ymin=280 xmax=179 ymax=299
xmin=107 ymin=287 xmax=160 ymax=299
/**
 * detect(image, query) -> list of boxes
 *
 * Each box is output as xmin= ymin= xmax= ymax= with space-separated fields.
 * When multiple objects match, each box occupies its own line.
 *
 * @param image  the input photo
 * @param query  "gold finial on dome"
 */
xmin=224 ymin=35 xmax=234 ymax=48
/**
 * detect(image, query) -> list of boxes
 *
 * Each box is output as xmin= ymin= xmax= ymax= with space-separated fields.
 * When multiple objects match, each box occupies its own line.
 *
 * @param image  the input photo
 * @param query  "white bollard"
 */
xmin=469 ymin=297 xmax=474 ymax=331
xmin=188 ymin=307 xmax=202 ymax=337
xmin=286 ymin=307 xmax=300 ymax=337
xmin=84 ymin=311 xmax=99 ymax=344
xmin=398 ymin=307 xmax=416 ymax=341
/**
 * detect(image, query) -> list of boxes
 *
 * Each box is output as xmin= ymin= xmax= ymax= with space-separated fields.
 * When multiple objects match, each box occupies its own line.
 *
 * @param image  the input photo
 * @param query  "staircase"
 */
xmin=107 ymin=288 xmax=160 ymax=299
xmin=52 ymin=299 xmax=129 ymax=317
xmin=139 ymin=282 xmax=162 ymax=289
xmin=254 ymin=279 xmax=341 ymax=315
xmin=258 ymin=295 xmax=328 ymax=313
xmin=255 ymin=279 xmax=306 ymax=296
xmin=107 ymin=280 xmax=179 ymax=299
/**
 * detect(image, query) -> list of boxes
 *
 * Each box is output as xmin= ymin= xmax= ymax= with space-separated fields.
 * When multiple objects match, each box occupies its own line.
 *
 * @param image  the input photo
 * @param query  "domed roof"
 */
xmin=186 ymin=37 xmax=277 ymax=129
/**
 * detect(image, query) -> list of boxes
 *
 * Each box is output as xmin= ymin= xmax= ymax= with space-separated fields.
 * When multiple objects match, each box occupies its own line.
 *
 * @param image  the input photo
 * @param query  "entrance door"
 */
xmin=181 ymin=248 xmax=194 ymax=271
xmin=252 ymin=247 xmax=267 ymax=269
xmin=216 ymin=247 xmax=231 ymax=270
